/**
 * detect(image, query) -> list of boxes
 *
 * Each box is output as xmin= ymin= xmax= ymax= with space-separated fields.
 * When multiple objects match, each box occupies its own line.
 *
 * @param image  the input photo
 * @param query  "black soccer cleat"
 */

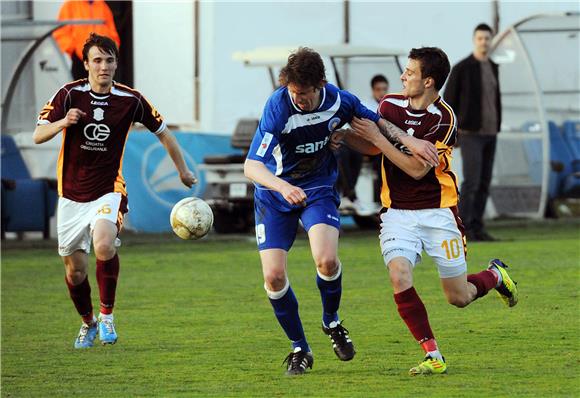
xmin=283 ymin=347 xmax=314 ymax=376
xmin=322 ymin=320 xmax=356 ymax=361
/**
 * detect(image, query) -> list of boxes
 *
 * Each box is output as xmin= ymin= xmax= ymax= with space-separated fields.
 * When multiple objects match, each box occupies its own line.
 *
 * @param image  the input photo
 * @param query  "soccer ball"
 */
xmin=170 ymin=197 xmax=214 ymax=240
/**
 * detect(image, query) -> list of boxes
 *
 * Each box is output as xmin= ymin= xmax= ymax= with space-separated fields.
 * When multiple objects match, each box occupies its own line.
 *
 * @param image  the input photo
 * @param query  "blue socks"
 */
xmin=267 ymin=281 xmax=309 ymax=352
xmin=266 ymin=263 xmax=343 ymax=351
xmin=316 ymin=264 xmax=342 ymax=328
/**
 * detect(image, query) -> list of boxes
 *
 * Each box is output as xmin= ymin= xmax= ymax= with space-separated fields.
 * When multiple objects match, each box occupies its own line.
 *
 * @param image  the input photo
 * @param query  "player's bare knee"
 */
xmin=263 ymin=270 xmax=287 ymax=292
xmin=388 ymin=259 xmax=413 ymax=290
xmin=94 ymin=240 xmax=116 ymax=260
xmin=315 ymin=256 xmax=339 ymax=277
xmin=389 ymin=272 xmax=413 ymax=291
xmin=65 ymin=267 xmax=86 ymax=285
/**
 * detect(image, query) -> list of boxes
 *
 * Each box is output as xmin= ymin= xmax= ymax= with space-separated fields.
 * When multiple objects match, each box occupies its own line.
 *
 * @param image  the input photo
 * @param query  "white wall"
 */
xmin=350 ymin=1 xmax=491 ymax=67
xmin=32 ymin=1 xmax=61 ymax=21
xmin=198 ymin=1 xmax=343 ymax=133
xmin=133 ymin=0 xmax=195 ymax=126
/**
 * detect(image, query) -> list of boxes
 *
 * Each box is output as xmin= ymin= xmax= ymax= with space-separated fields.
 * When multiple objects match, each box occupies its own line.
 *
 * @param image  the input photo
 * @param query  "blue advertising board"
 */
xmin=122 ymin=131 xmax=240 ymax=232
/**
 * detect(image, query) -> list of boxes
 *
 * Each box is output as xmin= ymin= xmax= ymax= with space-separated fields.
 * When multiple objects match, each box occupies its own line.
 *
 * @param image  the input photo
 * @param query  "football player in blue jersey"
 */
xmin=244 ymin=47 xmax=439 ymax=375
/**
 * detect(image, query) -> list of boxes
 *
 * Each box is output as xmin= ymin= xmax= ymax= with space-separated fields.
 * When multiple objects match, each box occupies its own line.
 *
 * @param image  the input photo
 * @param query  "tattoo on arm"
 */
xmin=378 ymin=119 xmax=407 ymax=144
xmin=379 ymin=119 xmax=412 ymax=155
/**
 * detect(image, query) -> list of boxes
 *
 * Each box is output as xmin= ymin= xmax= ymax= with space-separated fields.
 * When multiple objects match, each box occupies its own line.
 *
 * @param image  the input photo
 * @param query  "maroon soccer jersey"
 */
xmin=37 ymin=79 xmax=165 ymax=204
xmin=378 ymin=94 xmax=458 ymax=209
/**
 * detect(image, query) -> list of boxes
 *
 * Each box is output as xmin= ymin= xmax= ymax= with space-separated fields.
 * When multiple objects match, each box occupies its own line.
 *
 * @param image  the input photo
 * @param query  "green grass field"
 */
xmin=2 ymin=221 xmax=579 ymax=397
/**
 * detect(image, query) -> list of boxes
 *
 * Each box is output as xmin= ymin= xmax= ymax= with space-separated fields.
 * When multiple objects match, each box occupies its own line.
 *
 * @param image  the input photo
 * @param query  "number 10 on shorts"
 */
xmin=441 ymin=238 xmax=462 ymax=260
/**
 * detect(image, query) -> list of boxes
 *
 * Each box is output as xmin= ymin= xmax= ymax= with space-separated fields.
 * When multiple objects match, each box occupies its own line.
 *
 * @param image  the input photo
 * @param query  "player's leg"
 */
xmin=380 ymin=209 xmax=446 ymax=374
xmin=302 ymin=192 xmax=355 ymax=361
xmin=93 ymin=219 xmax=120 ymax=344
xmin=63 ymin=251 xmax=91 ymax=320
xmin=57 ymin=197 xmax=98 ymax=348
xmin=387 ymin=255 xmax=431 ymax=347
xmin=440 ymin=263 xmax=517 ymax=307
xmin=261 ymin=248 xmax=308 ymax=351
xmin=261 ymin=248 xmax=312 ymax=375
xmin=426 ymin=207 xmax=517 ymax=308
xmin=91 ymin=193 xmax=124 ymax=345
xmin=63 ymin=251 xmax=98 ymax=348
xmin=308 ymin=224 xmax=341 ymax=326
xmin=388 ymin=256 xmax=447 ymax=375
xmin=440 ymin=263 xmax=518 ymax=307
xmin=255 ymin=198 xmax=312 ymax=375
xmin=308 ymin=224 xmax=355 ymax=361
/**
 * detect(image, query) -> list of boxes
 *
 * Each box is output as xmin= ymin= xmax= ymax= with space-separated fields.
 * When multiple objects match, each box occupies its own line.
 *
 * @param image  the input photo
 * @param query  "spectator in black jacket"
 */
xmin=444 ymin=23 xmax=501 ymax=242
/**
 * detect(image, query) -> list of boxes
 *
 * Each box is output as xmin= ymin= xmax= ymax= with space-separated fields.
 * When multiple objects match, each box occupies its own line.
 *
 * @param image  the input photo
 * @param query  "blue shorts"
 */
xmin=254 ymin=187 xmax=340 ymax=251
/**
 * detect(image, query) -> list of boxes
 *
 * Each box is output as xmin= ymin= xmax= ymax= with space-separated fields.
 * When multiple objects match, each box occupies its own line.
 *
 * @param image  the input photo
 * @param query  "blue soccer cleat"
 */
xmin=98 ymin=316 xmax=118 ymax=345
xmin=74 ymin=321 xmax=98 ymax=349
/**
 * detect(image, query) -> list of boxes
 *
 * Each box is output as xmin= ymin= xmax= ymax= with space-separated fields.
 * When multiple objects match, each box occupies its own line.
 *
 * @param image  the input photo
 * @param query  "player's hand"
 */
xmin=63 ymin=108 xmax=86 ymax=127
xmin=329 ymin=130 xmax=346 ymax=151
xmin=400 ymin=135 xmax=439 ymax=168
xmin=180 ymin=170 xmax=198 ymax=188
xmin=280 ymin=183 xmax=307 ymax=206
xmin=350 ymin=117 xmax=382 ymax=143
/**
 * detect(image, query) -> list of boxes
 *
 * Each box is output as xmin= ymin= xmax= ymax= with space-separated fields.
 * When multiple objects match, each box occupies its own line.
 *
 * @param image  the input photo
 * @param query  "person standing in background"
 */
xmin=54 ymin=0 xmax=120 ymax=80
xmin=444 ymin=23 xmax=501 ymax=242
xmin=363 ymin=74 xmax=389 ymax=111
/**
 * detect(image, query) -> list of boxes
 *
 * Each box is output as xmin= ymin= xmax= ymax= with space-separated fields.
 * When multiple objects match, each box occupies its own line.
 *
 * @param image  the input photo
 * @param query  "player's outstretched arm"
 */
xmin=351 ymin=117 xmax=432 ymax=180
xmin=244 ymin=159 xmax=306 ymax=206
xmin=331 ymin=129 xmax=382 ymax=156
xmin=376 ymin=118 xmax=439 ymax=167
xmin=33 ymin=108 xmax=86 ymax=144
xmin=156 ymin=128 xmax=197 ymax=188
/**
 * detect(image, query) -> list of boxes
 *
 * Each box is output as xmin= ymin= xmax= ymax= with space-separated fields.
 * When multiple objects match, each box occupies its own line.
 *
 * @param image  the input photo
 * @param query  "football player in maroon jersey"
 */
xmin=335 ymin=47 xmax=518 ymax=375
xmin=34 ymin=33 xmax=196 ymax=348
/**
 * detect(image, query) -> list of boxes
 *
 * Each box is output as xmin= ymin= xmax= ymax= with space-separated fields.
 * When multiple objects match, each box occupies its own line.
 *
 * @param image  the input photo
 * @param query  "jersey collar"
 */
xmin=88 ymin=81 xmax=113 ymax=99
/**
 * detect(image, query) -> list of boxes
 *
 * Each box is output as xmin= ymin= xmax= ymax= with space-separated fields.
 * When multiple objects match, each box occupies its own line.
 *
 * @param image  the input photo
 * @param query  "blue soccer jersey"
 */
xmin=247 ymin=83 xmax=379 ymax=209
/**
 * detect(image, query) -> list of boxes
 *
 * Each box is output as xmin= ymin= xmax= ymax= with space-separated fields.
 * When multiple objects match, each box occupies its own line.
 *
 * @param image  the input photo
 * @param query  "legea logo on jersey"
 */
xmin=84 ymin=123 xmax=111 ymax=141
xmin=328 ymin=117 xmax=341 ymax=132
xmin=295 ymin=135 xmax=330 ymax=154
xmin=141 ymin=142 xmax=201 ymax=208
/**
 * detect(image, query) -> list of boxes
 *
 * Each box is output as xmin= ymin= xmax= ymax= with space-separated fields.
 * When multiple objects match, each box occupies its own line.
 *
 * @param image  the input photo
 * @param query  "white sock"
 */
xmin=427 ymin=350 xmax=443 ymax=361
xmin=327 ymin=320 xmax=340 ymax=329
xmin=490 ymin=266 xmax=503 ymax=288
xmin=99 ymin=313 xmax=114 ymax=321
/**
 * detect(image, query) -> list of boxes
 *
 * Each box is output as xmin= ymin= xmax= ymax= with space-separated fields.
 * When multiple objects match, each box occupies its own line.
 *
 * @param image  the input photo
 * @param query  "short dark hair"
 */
xmin=408 ymin=47 xmax=450 ymax=91
xmin=82 ymin=33 xmax=119 ymax=62
xmin=279 ymin=47 xmax=327 ymax=88
xmin=370 ymin=74 xmax=389 ymax=88
xmin=474 ymin=23 xmax=493 ymax=35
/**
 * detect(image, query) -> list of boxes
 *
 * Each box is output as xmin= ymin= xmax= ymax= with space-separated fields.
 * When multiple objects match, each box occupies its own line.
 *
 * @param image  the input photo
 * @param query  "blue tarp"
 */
xmin=122 ymin=131 xmax=239 ymax=232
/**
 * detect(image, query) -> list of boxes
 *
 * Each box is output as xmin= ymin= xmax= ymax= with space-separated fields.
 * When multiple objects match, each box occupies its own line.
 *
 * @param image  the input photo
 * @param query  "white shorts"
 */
xmin=379 ymin=207 xmax=467 ymax=278
xmin=57 ymin=192 xmax=125 ymax=256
